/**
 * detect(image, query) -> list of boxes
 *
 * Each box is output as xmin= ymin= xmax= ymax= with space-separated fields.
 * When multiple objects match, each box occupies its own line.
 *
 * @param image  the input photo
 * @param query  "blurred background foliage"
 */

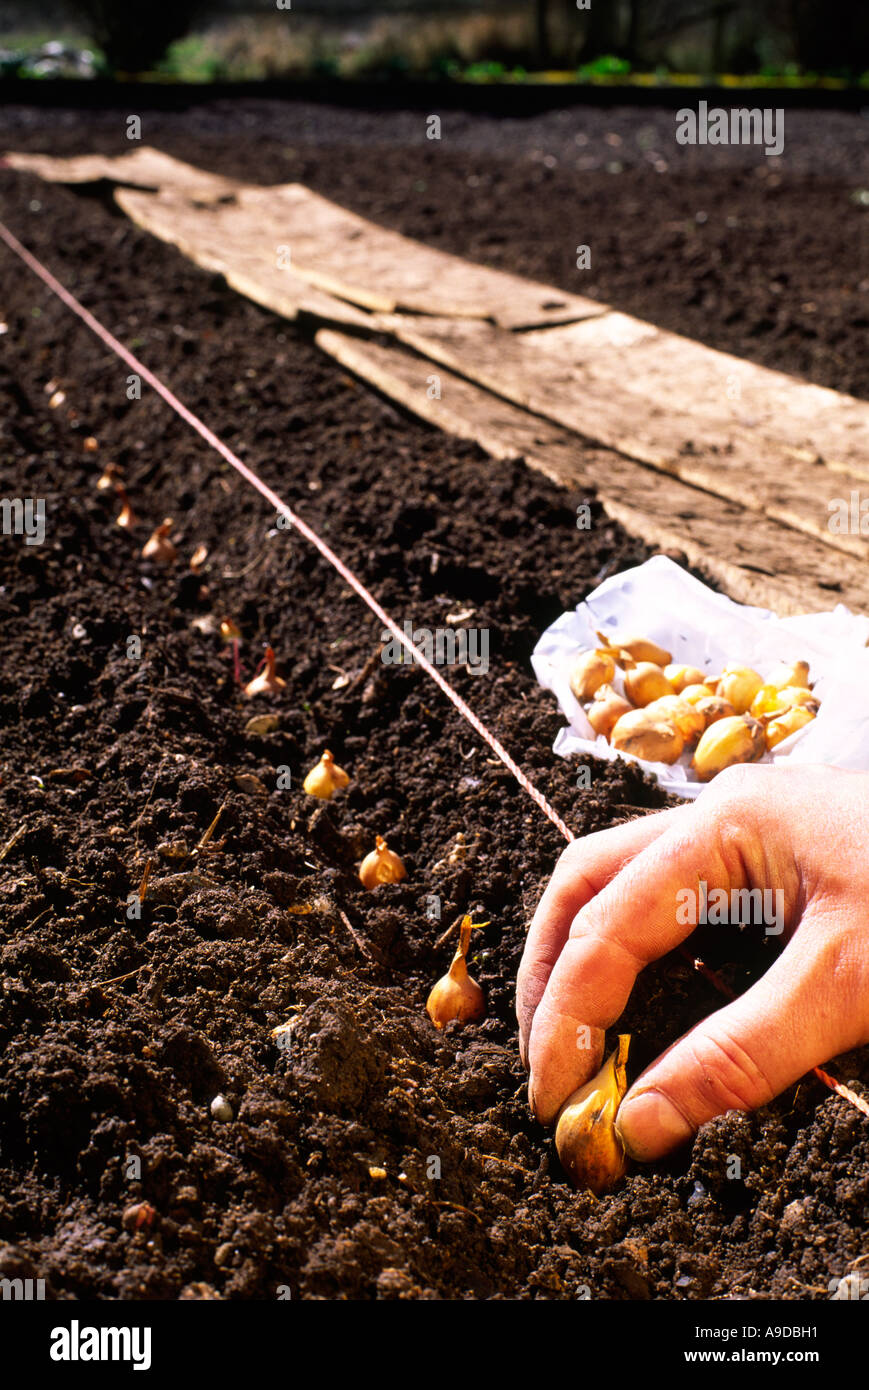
xmin=1 ymin=0 xmax=867 ymax=82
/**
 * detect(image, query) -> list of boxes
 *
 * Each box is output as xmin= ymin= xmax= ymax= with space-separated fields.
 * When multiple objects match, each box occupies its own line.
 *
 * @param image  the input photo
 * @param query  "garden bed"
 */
xmin=0 ymin=106 xmax=867 ymax=1299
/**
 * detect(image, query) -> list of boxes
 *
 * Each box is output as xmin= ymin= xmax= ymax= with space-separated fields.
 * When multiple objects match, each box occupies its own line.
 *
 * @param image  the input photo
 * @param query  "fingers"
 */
xmin=616 ymin=902 xmax=869 ymax=1160
xmin=516 ymin=806 xmax=688 ymax=1068
xmin=526 ymin=795 xmax=761 ymax=1124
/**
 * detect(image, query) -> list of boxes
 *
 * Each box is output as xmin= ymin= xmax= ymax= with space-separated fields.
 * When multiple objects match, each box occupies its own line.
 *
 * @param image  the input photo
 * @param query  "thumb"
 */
xmin=615 ymin=906 xmax=862 ymax=1161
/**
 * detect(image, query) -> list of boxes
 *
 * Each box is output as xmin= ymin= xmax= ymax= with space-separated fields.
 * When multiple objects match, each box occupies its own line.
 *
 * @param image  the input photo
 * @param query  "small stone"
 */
xmin=368 ymin=1166 xmax=388 ymax=1180
xmin=780 ymin=1199 xmax=806 ymax=1232
xmin=233 ymin=773 xmax=268 ymax=796
xmin=376 ymin=1267 xmax=417 ymax=1298
xmin=244 ymin=714 xmax=279 ymax=736
xmin=157 ymin=839 xmax=189 ymax=860
xmin=210 ymin=1094 xmax=233 ymax=1123
xmin=122 ymin=1201 xmax=158 ymax=1233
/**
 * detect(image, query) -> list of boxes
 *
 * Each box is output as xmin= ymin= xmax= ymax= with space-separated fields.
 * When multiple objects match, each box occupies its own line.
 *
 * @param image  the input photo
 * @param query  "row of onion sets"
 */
xmin=301 ymin=751 xmax=484 ymax=1033
xmin=304 ymin=741 xmax=619 ymax=1197
xmin=570 ymin=631 xmax=820 ymax=778
xmin=96 ymin=459 xmax=638 ymax=1195
xmin=95 ymin=460 xmax=485 ymax=1036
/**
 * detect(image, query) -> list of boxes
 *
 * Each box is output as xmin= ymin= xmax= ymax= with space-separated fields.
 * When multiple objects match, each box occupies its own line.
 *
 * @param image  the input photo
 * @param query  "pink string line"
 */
xmin=0 ymin=216 xmax=575 ymax=846
xmin=4 ymin=217 xmax=865 ymax=1122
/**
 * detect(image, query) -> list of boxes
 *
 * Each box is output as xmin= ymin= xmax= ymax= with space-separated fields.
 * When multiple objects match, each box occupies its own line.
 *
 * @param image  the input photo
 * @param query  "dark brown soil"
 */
xmin=0 ymin=102 xmax=867 ymax=1302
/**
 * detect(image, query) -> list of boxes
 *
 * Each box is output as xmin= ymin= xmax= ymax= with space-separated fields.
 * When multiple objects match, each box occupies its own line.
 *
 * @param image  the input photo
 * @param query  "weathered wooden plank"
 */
xmin=380 ymin=314 xmax=869 ymax=560
xmin=229 ymin=182 xmax=607 ymax=330
xmin=6 ymin=147 xmax=606 ymax=331
xmin=524 ymin=312 xmax=869 ymax=481
xmin=114 ymin=186 xmax=373 ymax=331
xmin=315 ymin=328 xmax=869 ymax=617
xmin=4 ymin=147 xmax=237 ymax=202
xmin=316 ymin=327 xmax=569 ymax=475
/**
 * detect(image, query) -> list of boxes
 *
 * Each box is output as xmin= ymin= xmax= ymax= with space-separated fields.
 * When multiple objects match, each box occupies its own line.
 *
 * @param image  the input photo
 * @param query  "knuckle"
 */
xmin=682 ymin=1026 xmax=775 ymax=1117
xmin=809 ymin=930 xmax=869 ymax=1036
xmin=637 ymin=823 xmax=700 ymax=881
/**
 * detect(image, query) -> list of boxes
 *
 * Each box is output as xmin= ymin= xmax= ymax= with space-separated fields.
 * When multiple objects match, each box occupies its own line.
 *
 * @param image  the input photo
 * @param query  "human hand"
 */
xmin=516 ymin=764 xmax=869 ymax=1160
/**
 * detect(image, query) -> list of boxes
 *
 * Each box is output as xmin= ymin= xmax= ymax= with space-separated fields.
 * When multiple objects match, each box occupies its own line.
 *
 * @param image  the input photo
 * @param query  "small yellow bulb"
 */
xmin=595 ymin=631 xmax=671 ymax=667
xmin=717 ymin=666 xmax=764 ymax=715
xmin=610 ymin=709 xmax=684 ymax=764
xmin=663 ymin=663 xmax=708 ymax=693
xmin=776 ymin=686 xmax=819 ymax=711
xmin=680 ymin=683 xmax=716 ymax=705
xmin=695 ymin=695 xmax=736 ymax=729
xmin=750 ymin=683 xmax=787 ymax=718
xmin=643 ymin=695 xmax=705 ymax=745
xmin=586 ymin=684 xmax=634 ymax=738
xmin=359 ymin=835 xmax=406 ymax=889
xmin=555 ymin=1034 xmax=631 ymax=1195
xmin=765 ymin=704 xmax=816 ymax=750
xmin=692 ymin=714 xmax=765 ymax=781
xmin=765 ymin=660 xmax=811 ymax=693
xmin=569 ymin=649 xmax=615 ymax=701
xmin=426 ymin=916 xmax=485 ymax=1029
xmin=622 ymin=662 xmax=674 ymax=708
xmin=303 ymin=750 xmax=350 ymax=800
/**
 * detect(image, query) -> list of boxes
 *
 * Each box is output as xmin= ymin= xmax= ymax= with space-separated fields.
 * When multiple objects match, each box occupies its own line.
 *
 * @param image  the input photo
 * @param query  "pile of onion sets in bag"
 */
xmin=570 ymin=632 xmax=819 ymax=780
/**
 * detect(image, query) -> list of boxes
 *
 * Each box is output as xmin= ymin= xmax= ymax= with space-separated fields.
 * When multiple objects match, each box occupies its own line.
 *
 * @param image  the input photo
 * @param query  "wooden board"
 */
xmin=228 ymin=183 xmax=606 ymax=329
xmin=4 ymin=147 xmax=237 ymax=203
xmin=524 ymin=312 xmax=869 ymax=480
xmin=6 ymin=147 xmax=607 ymax=331
xmin=114 ymin=187 xmax=373 ymax=331
xmin=315 ymin=328 xmax=869 ymax=618
xmin=380 ymin=314 xmax=869 ymax=560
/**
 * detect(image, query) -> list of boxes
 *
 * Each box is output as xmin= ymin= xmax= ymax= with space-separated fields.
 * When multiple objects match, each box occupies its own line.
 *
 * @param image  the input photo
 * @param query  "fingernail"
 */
xmin=616 ymin=1088 xmax=693 ymax=1161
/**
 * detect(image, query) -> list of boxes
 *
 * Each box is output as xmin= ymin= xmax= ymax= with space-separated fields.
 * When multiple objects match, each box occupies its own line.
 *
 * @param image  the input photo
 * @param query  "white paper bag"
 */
xmin=531 ymin=556 xmax=869 ymax=799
